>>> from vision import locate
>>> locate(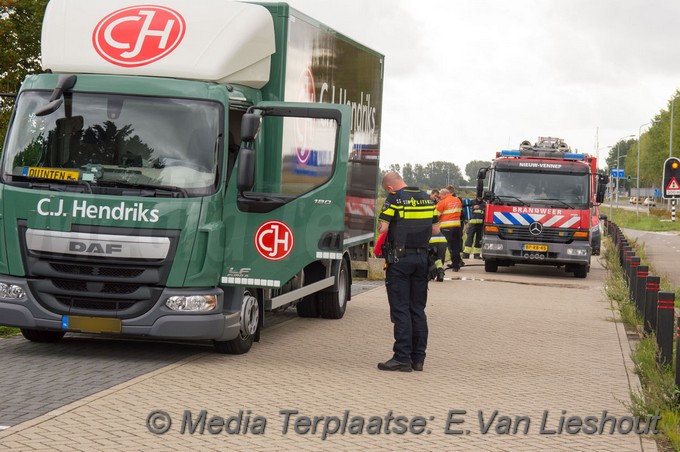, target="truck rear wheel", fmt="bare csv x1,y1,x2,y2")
319,259,349,319
214,290,259,354
484,260,498,273
20,329,65,343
